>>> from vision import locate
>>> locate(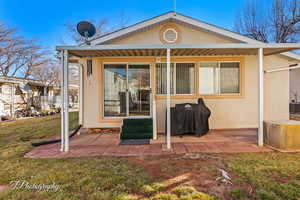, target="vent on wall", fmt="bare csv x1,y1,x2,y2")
163,28,178,43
